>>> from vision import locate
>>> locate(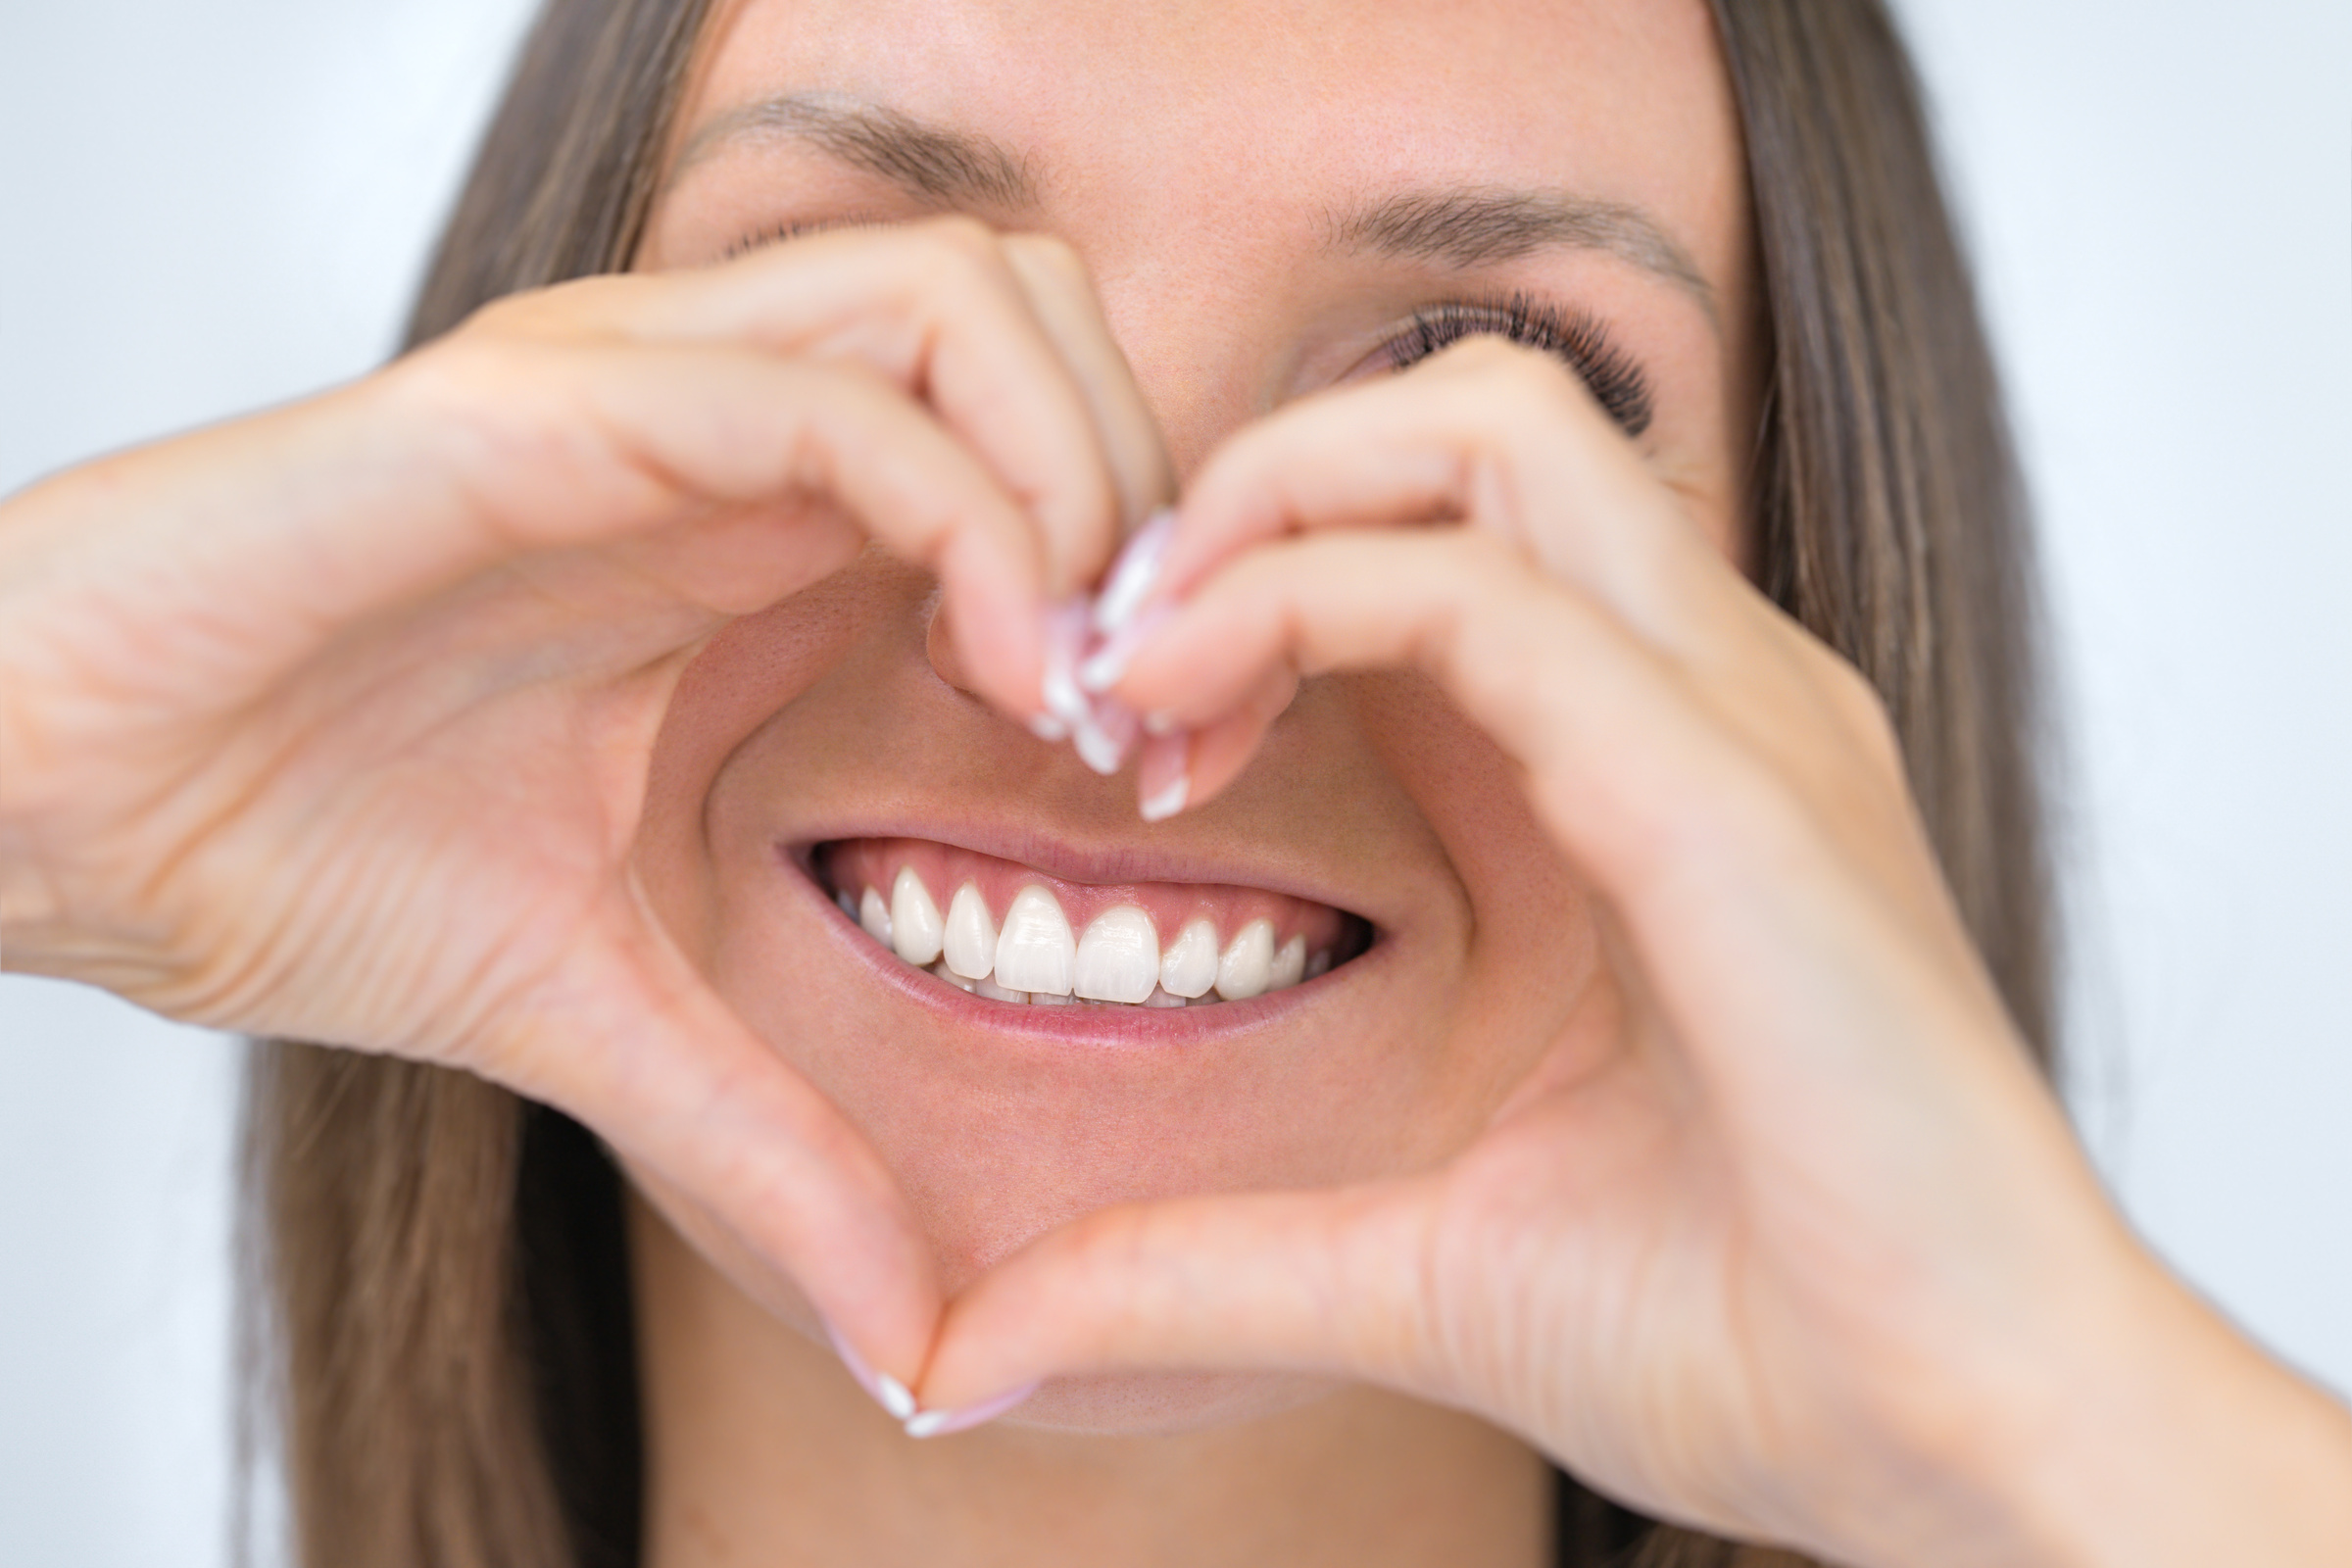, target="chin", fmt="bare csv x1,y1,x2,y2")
989,1369,1349,1435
